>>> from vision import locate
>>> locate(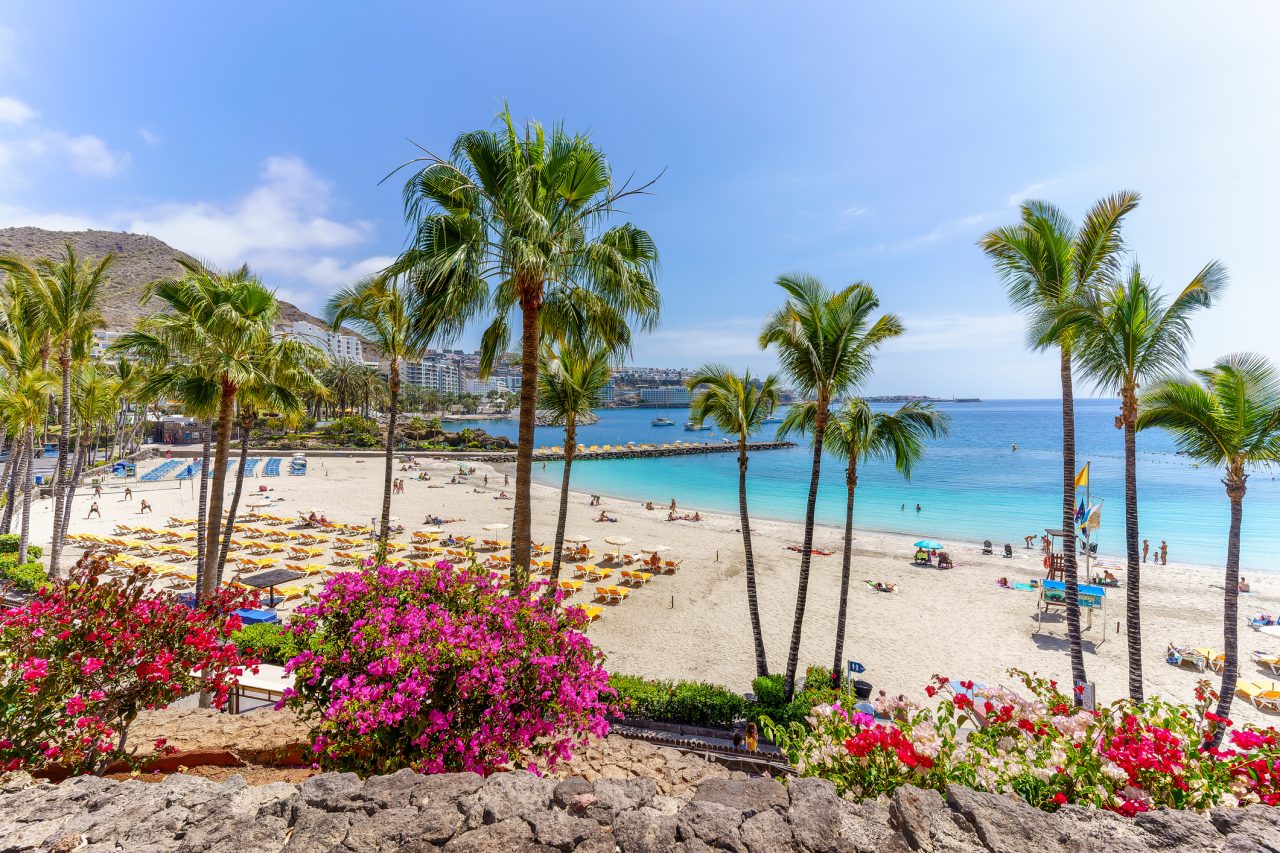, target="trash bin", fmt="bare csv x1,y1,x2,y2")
853,679,873,700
